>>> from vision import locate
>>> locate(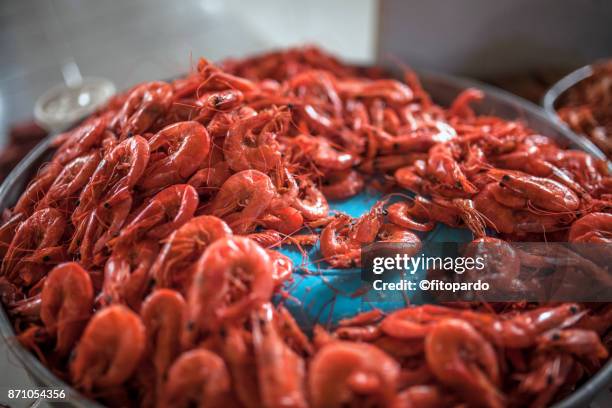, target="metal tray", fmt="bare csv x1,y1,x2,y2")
0,72,609,408
542,60,612,159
